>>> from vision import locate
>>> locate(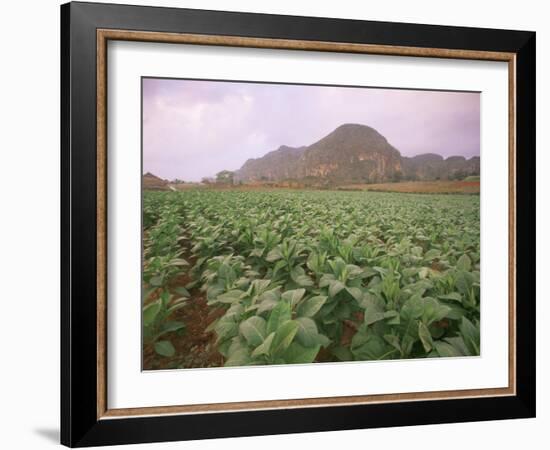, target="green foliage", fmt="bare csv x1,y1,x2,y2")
215,170,235,185
142,290,187,359
143,189,480,367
